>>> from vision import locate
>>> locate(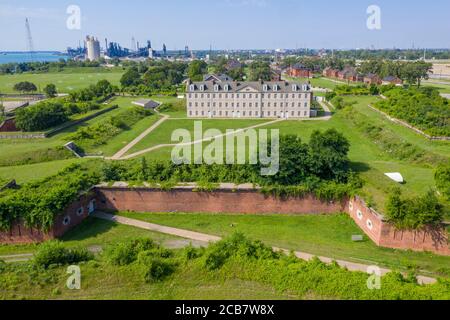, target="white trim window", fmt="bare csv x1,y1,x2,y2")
189,84,195,91
292,84,298,91
214,84,220,92
263,84,268,91
357,210,363,220
366,219,374,230
200,85,205,91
